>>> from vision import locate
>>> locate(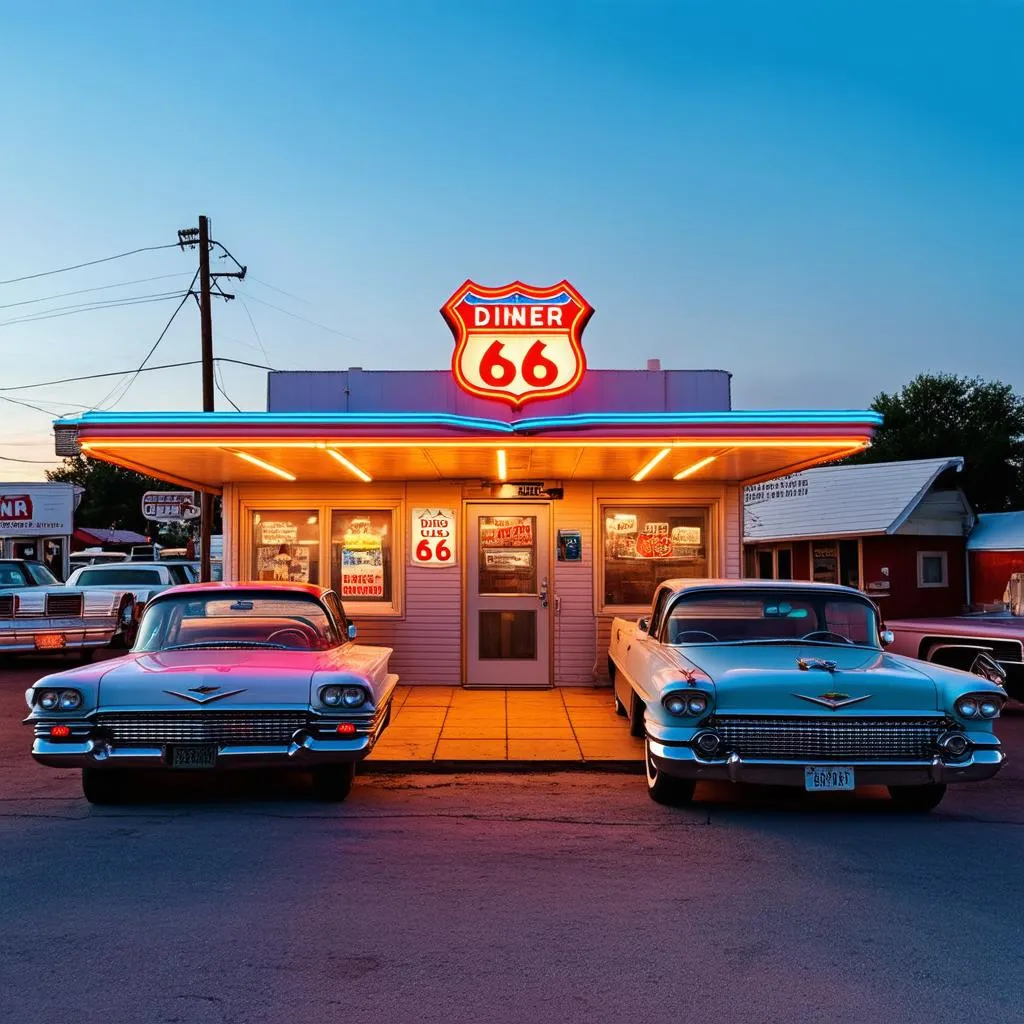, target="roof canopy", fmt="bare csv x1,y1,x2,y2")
744,456,967,542
55,409,881,494
968,511,1024,552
